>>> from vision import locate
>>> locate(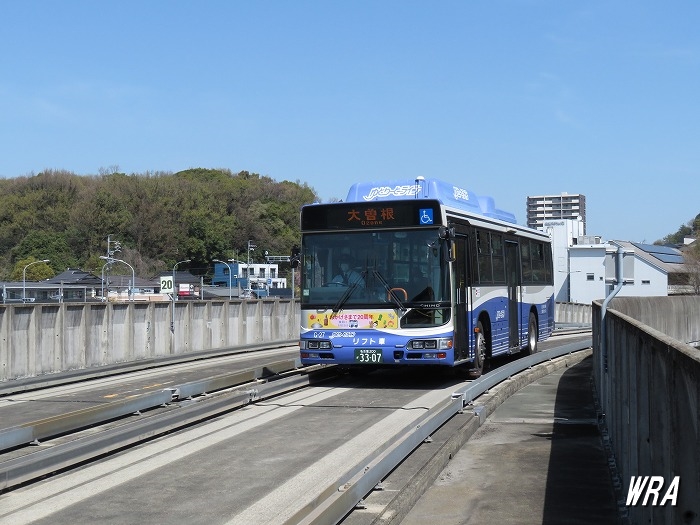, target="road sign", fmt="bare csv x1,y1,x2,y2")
160,275,174,294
